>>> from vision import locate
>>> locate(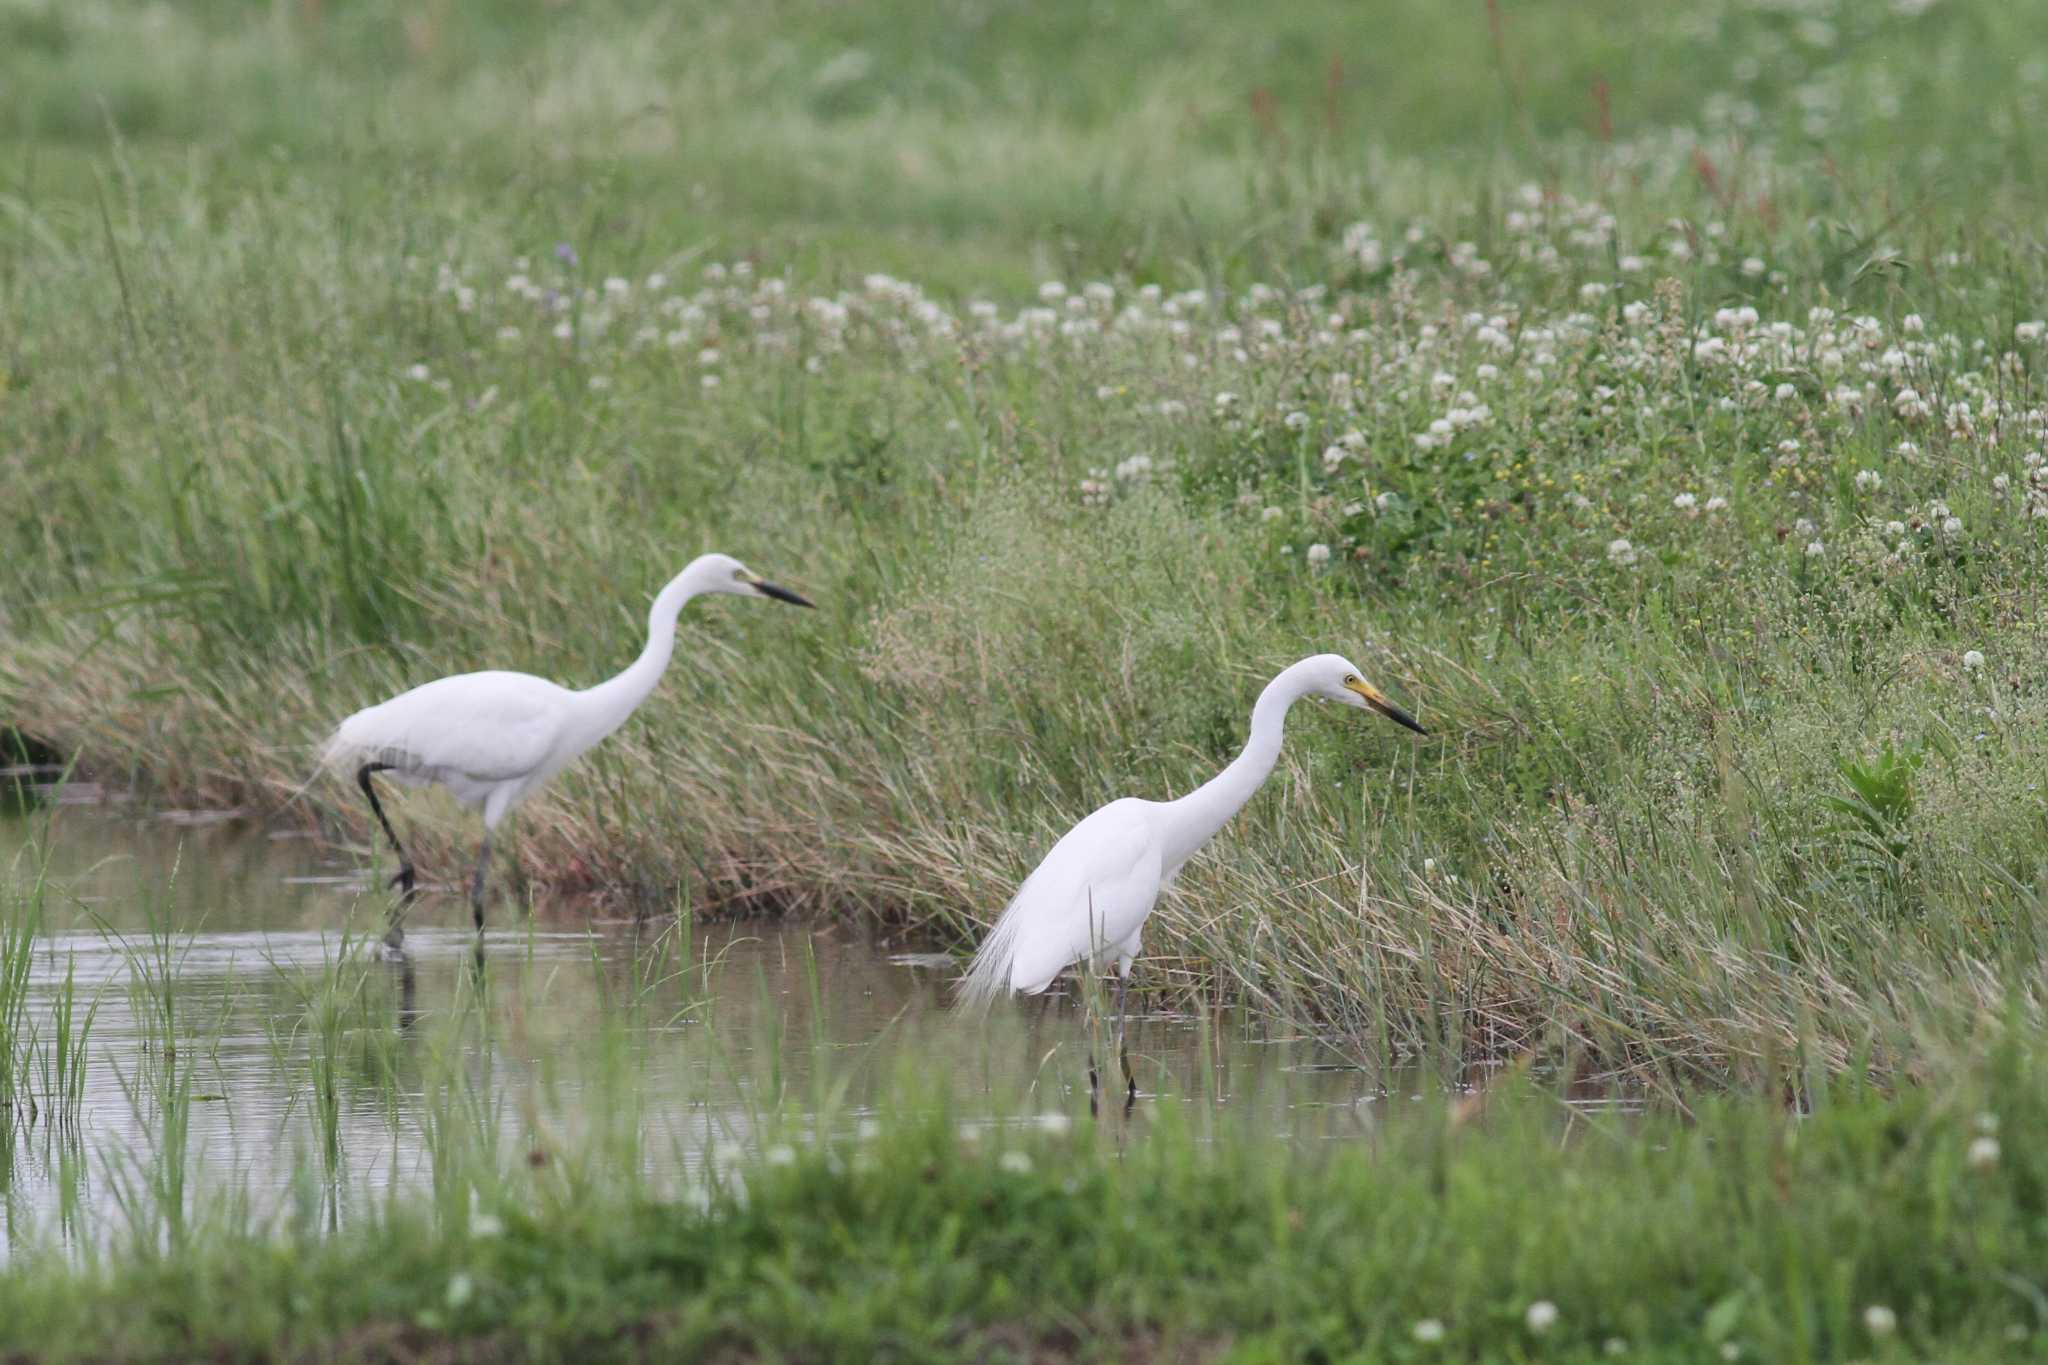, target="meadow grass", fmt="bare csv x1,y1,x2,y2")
8,0,2048,1097
1,1019,2045,1362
